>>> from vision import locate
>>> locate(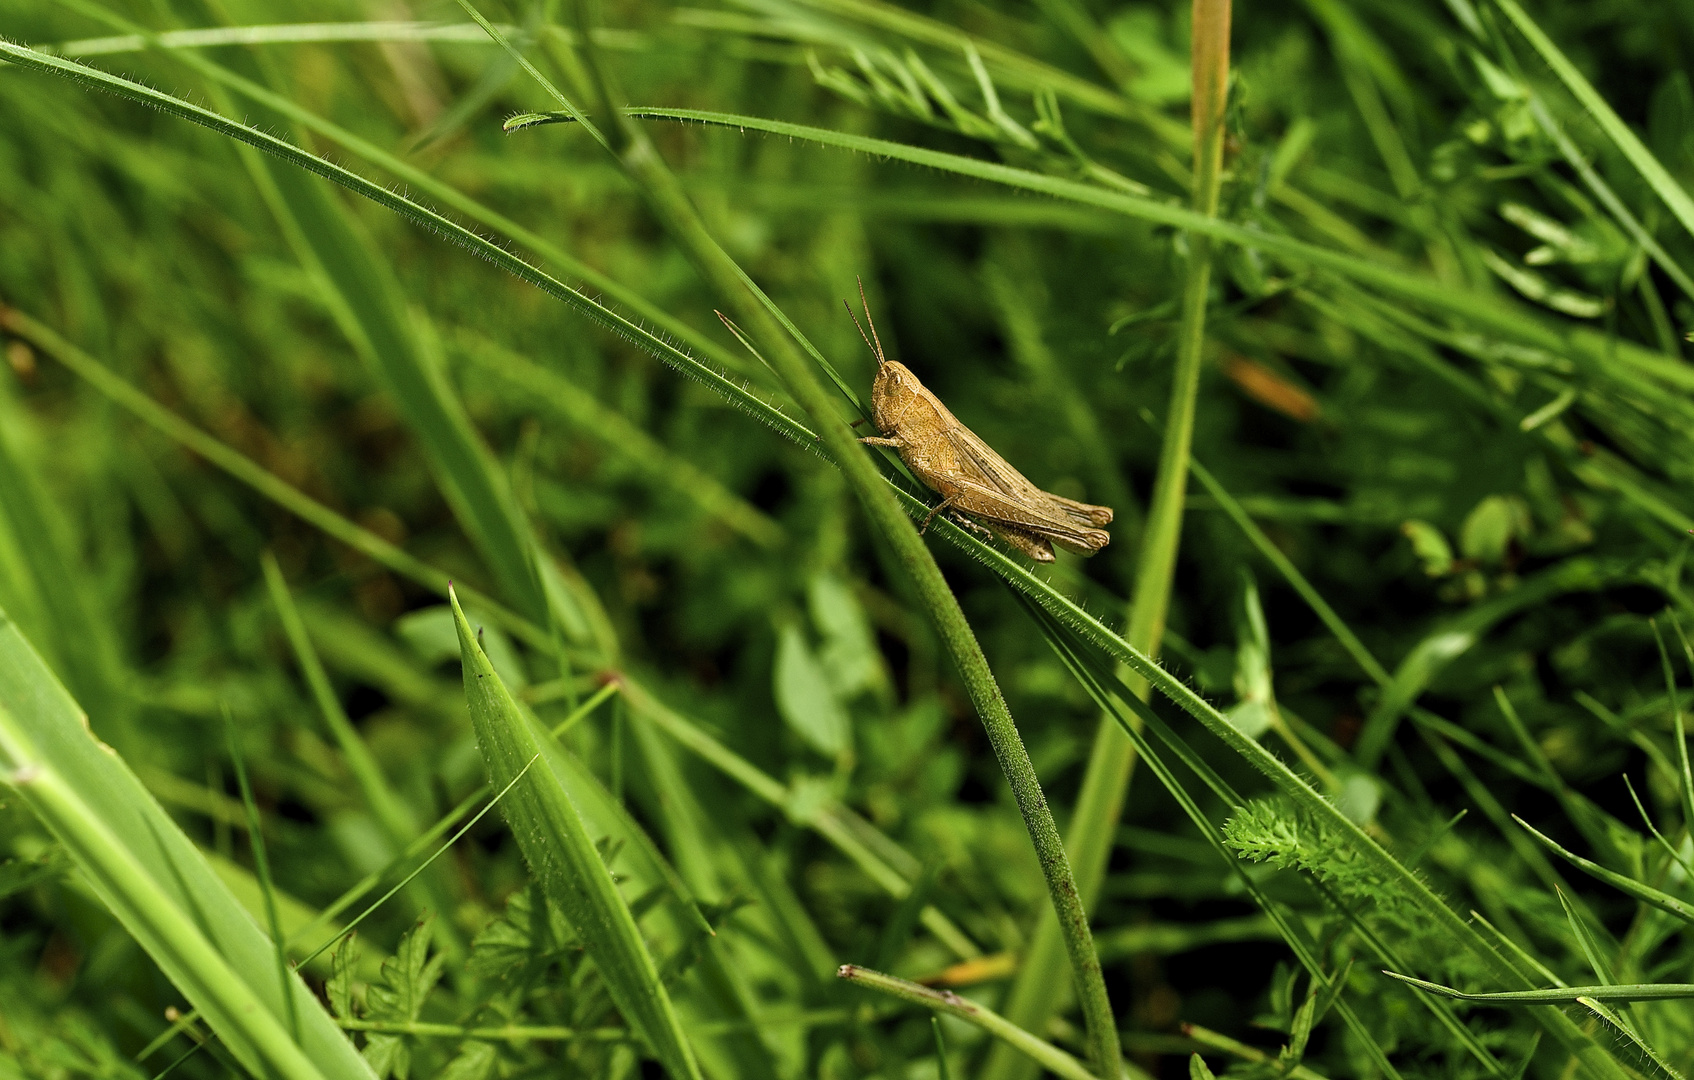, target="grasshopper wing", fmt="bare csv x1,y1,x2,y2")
942,426,1113,552
942,473,1112,555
